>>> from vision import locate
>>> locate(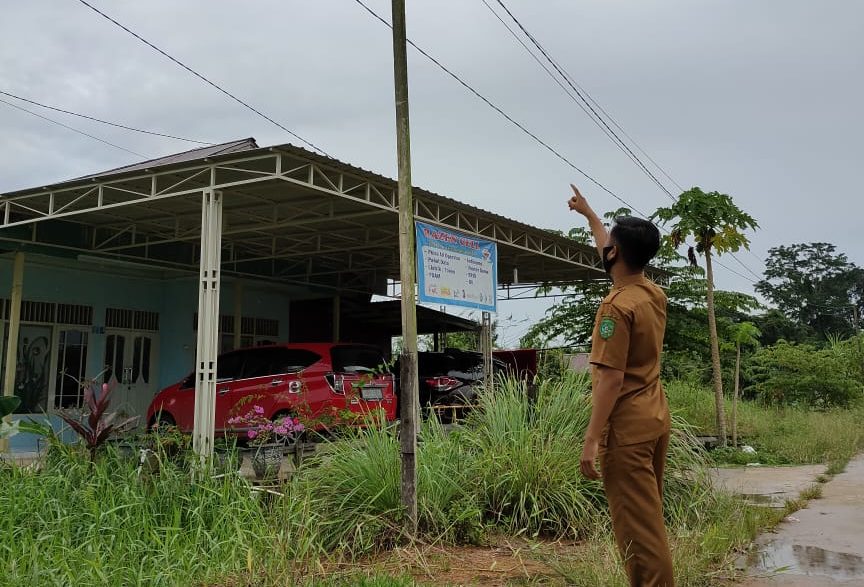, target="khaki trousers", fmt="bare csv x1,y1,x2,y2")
600,431,674,587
